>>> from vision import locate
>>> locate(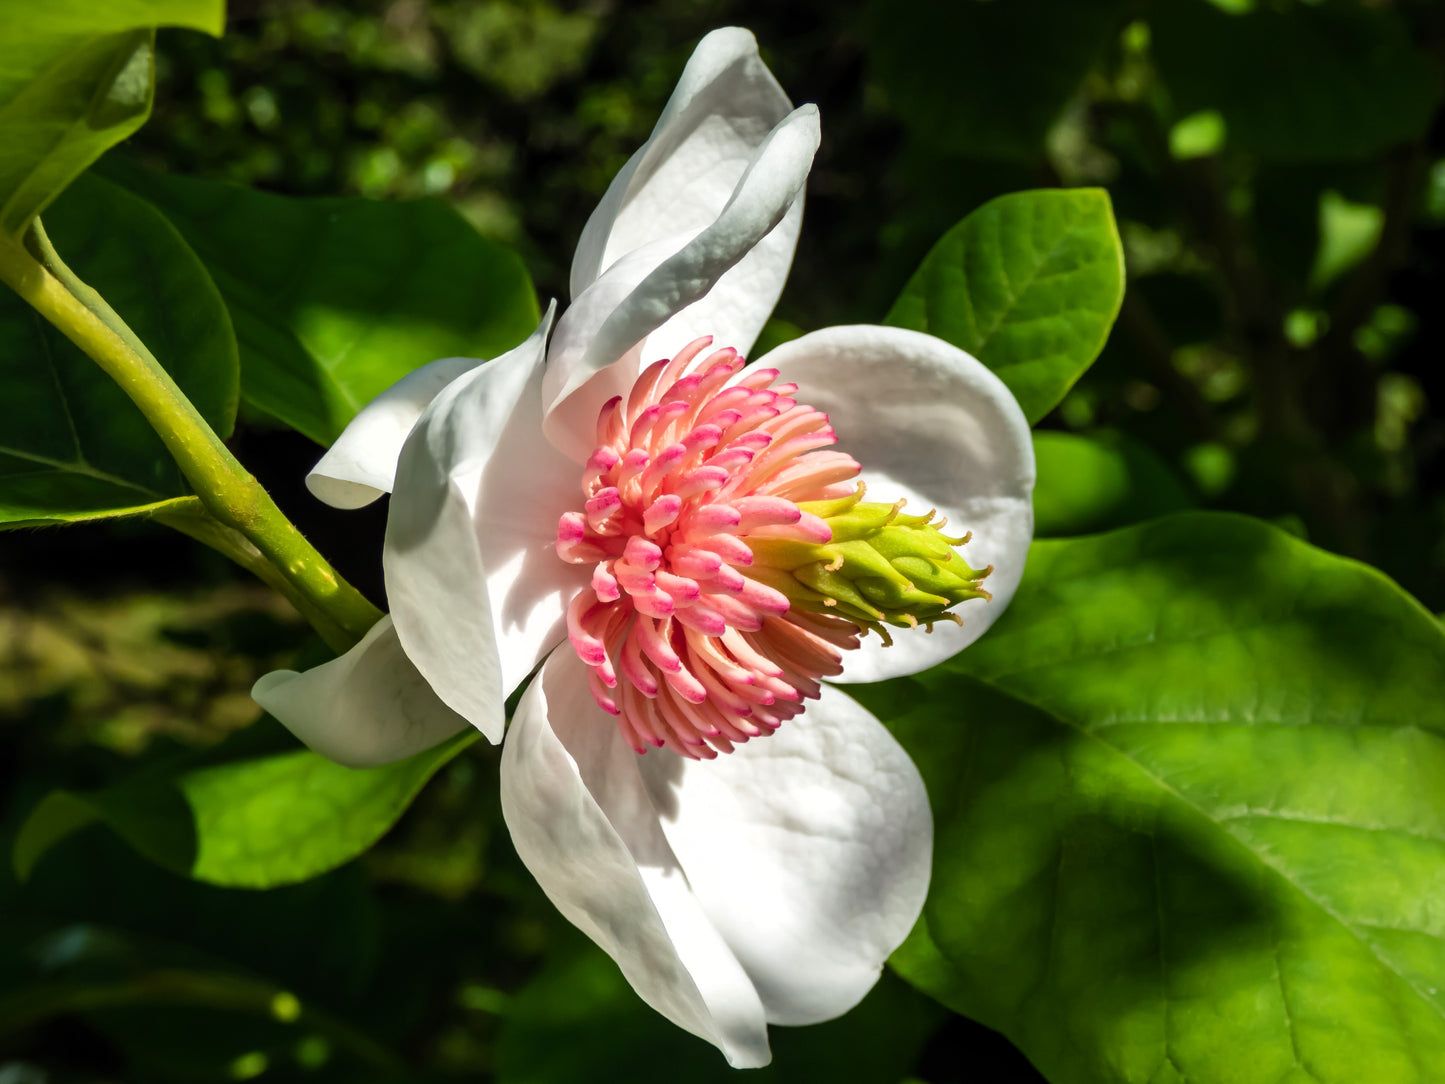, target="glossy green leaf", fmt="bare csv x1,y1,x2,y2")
864,0,1127,161
866,514,1445,1084
15,724,479,889
12,783,195,883
0,0,224,236
1033,430,1194,537
108,164,540,446
497,933,946,1083
0,173,238,526
181,727,479,887
1153,1,1443,163
885,188,1125,425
